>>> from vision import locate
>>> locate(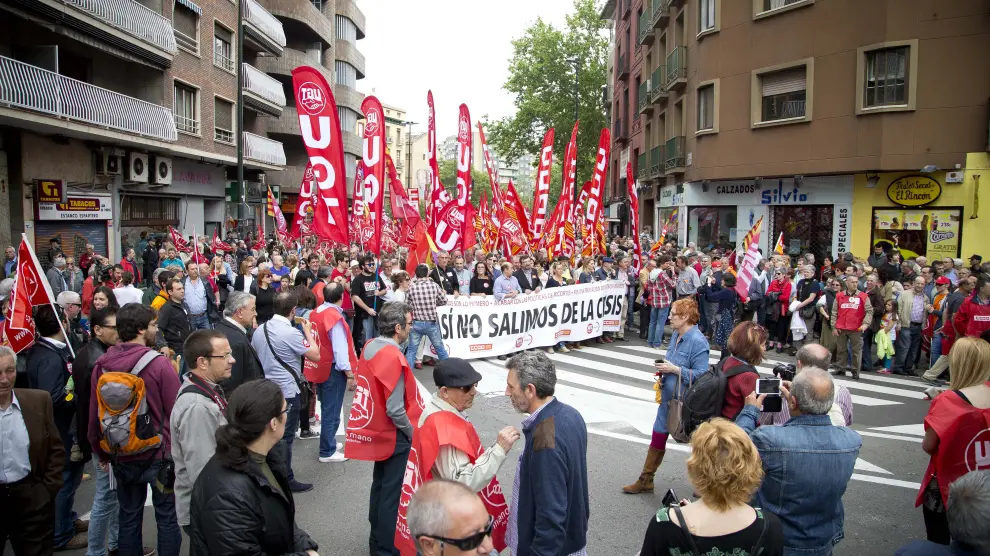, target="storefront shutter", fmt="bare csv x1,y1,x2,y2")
761,67,806,97
34,221,109,268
